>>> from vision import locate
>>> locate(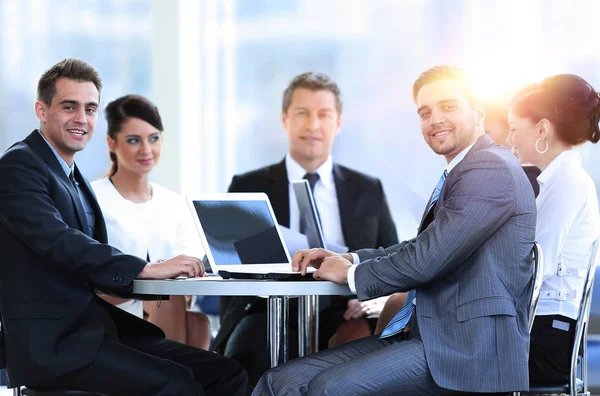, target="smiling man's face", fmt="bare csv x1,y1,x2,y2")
416,79,483,163
35,77,99,165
